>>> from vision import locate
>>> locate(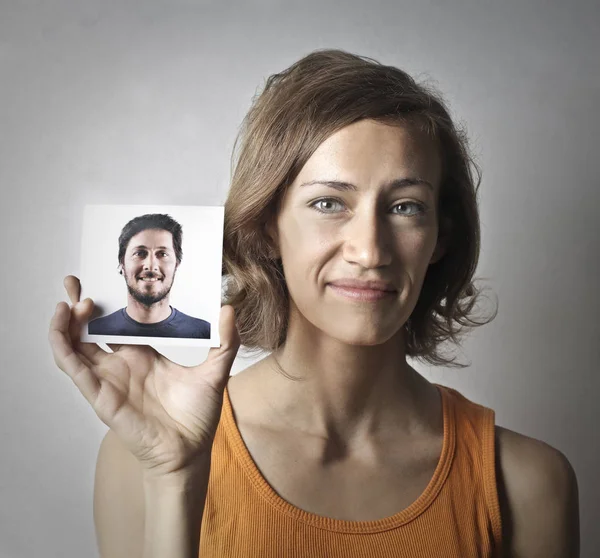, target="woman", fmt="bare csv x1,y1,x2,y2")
49,49,579,558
